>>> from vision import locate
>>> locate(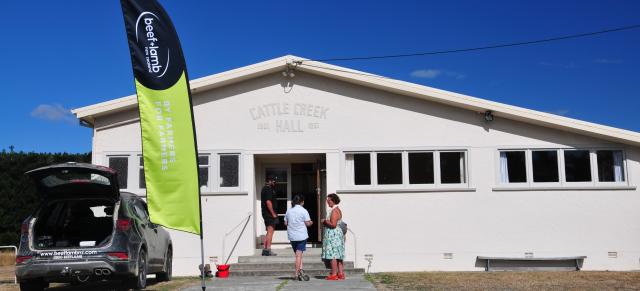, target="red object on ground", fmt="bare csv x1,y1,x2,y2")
326,274,339,280
216,264,230,278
